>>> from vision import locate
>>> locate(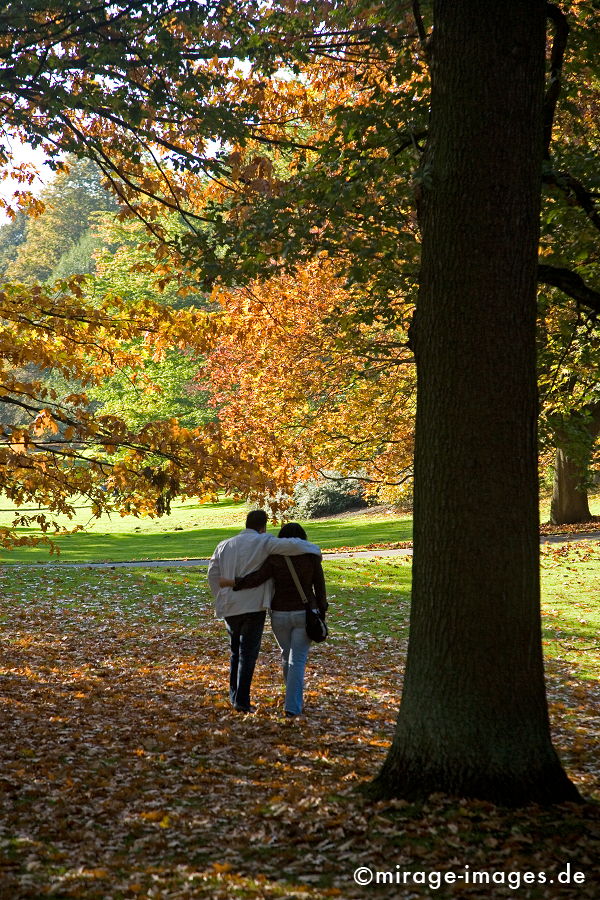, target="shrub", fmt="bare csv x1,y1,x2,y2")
292,475,368,519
